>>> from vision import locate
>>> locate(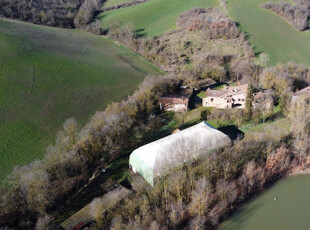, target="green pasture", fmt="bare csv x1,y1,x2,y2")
228,0,310,66
98,0,219,37
103,0,138,8
0,18,162,182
